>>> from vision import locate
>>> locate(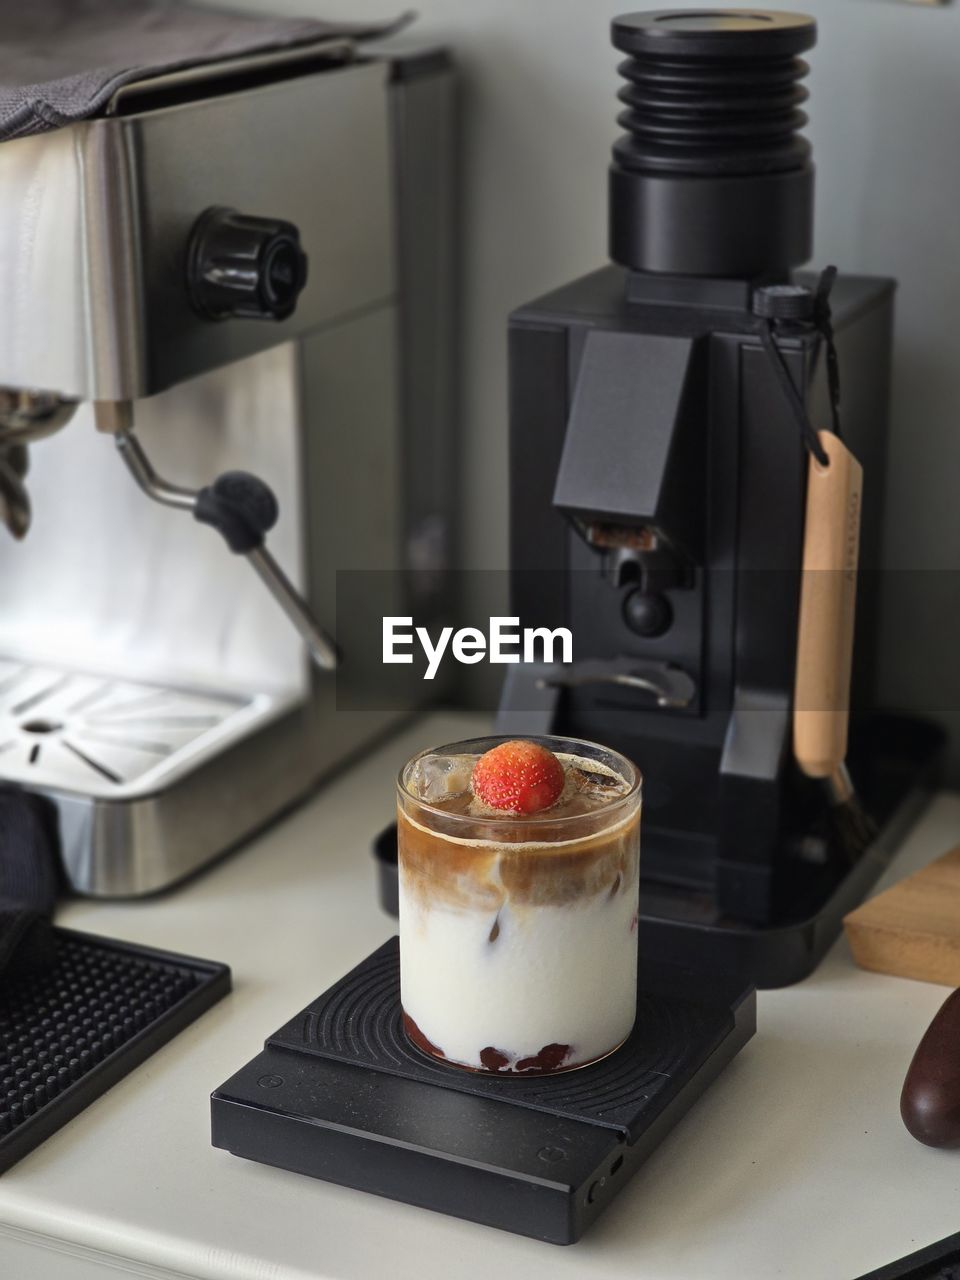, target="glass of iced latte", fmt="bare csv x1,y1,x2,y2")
397,735,642,1075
